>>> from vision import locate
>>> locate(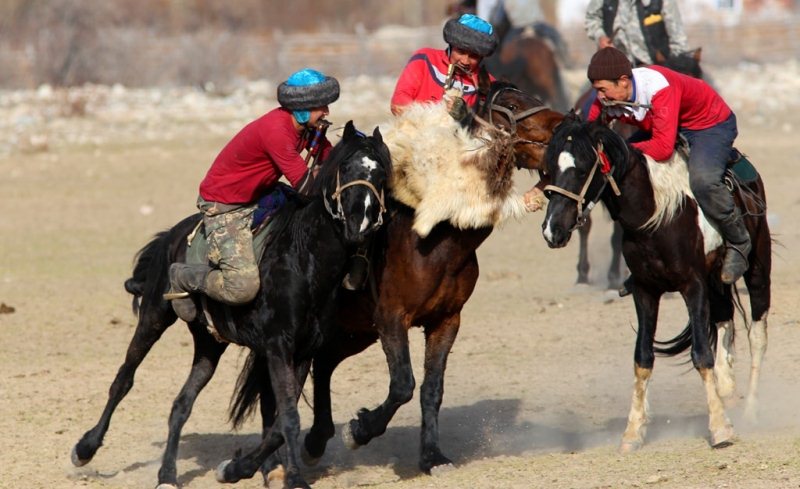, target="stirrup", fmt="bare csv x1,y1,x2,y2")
163,291,190,300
